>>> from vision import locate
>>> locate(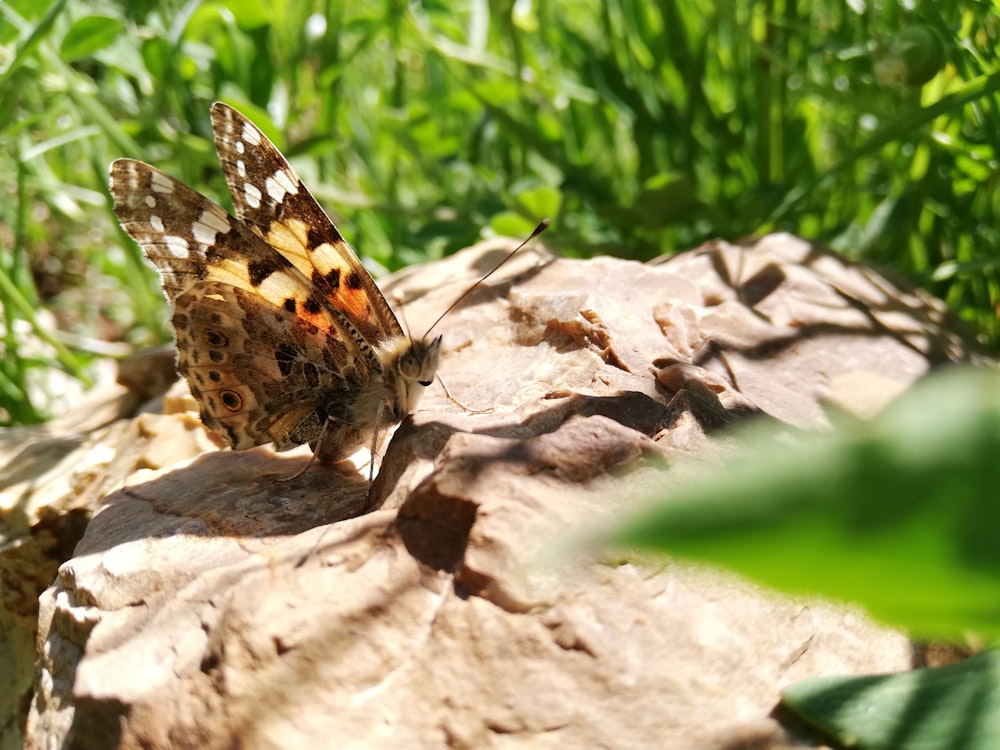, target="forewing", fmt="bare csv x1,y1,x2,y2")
210,102,403,348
